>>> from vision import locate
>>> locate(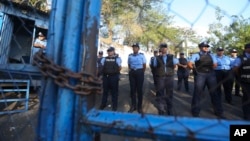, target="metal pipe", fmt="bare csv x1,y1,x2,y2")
53,0,85,141
37,0,68,140
74,0,102,141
